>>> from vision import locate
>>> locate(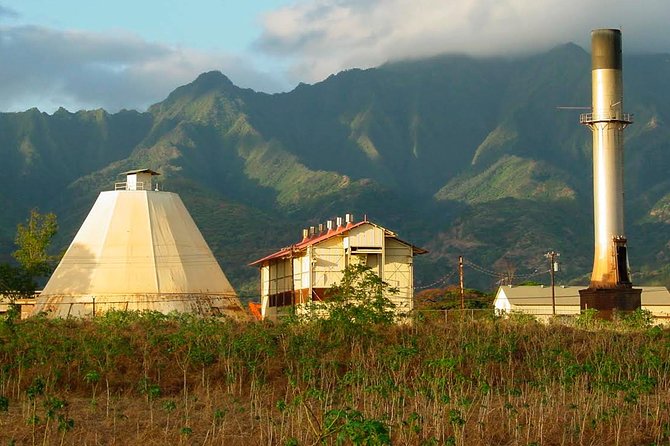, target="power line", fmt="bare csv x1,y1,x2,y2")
463,258,550,281
414,270,457,291
462,259,506,278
